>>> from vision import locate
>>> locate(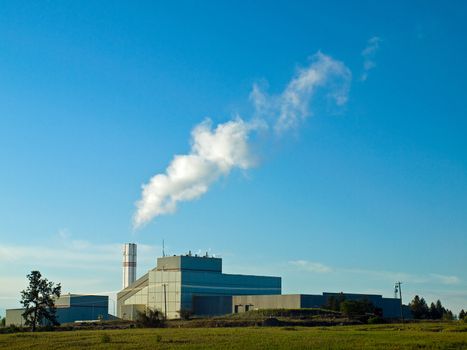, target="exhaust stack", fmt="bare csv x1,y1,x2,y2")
122,243,137,289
